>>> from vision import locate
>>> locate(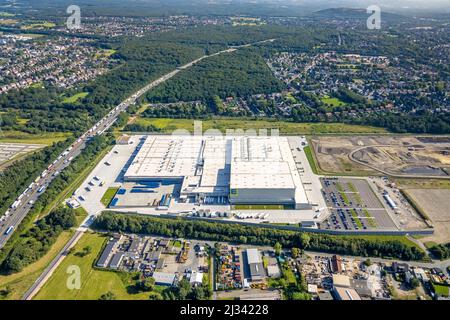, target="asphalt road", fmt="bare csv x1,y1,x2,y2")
0,47,238,249
18,41,273,300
